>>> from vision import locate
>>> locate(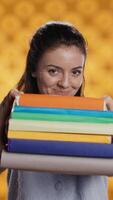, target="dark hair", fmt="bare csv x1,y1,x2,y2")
17,21,87,96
